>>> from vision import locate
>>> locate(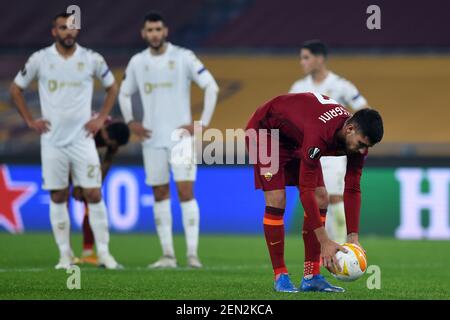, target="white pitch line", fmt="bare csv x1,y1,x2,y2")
0,265,271,273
